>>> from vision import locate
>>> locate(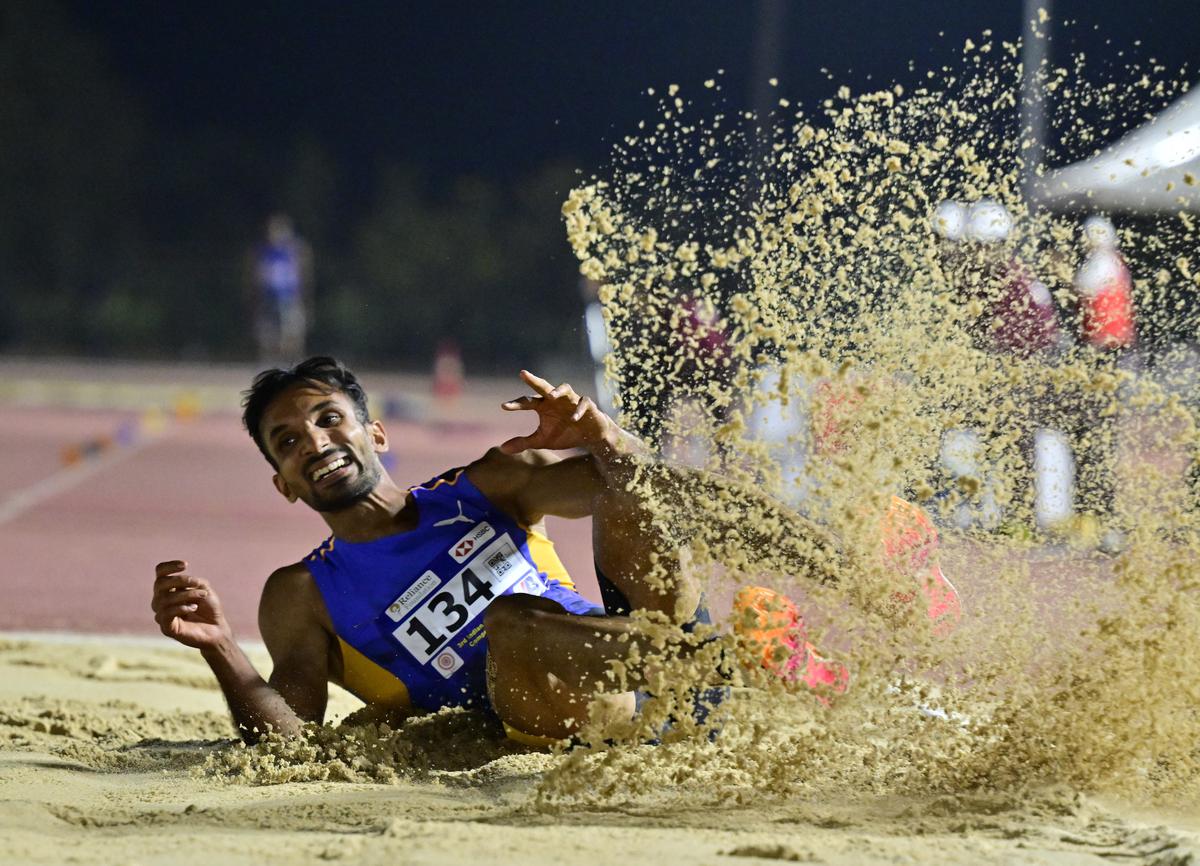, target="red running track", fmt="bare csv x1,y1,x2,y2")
4,360,1171,647
0,405,598,638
